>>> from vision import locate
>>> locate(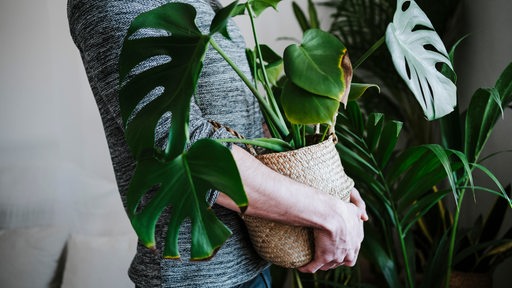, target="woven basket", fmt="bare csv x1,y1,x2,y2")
243,136,354,268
